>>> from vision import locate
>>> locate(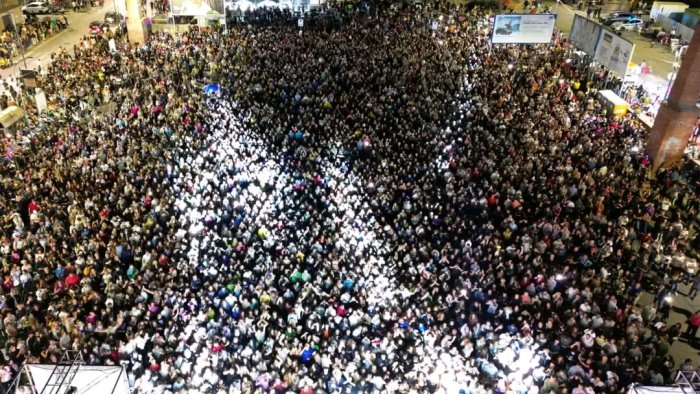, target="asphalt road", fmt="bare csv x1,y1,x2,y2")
0,0,119,82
